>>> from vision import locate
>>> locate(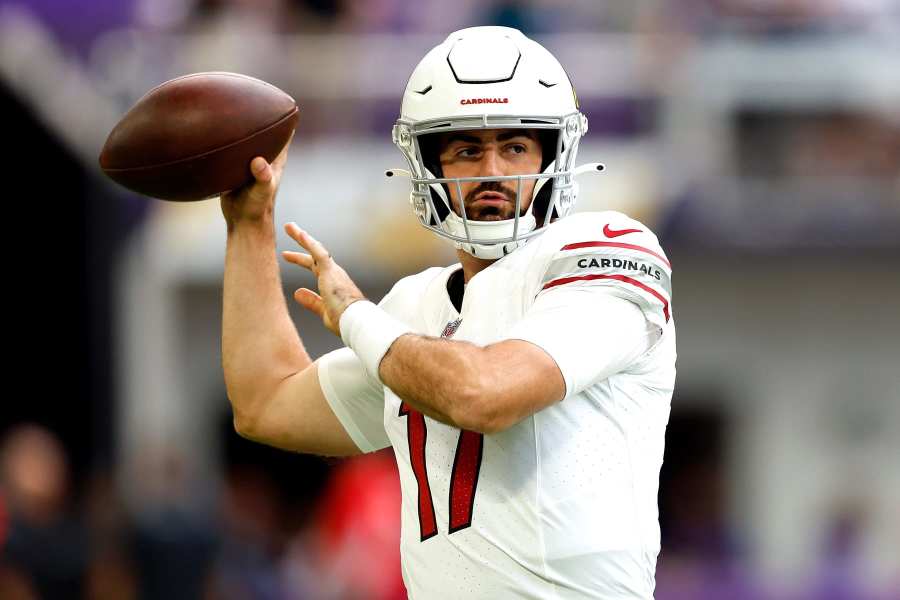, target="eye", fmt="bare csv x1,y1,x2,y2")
457,146,480,158
507,143,528,154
